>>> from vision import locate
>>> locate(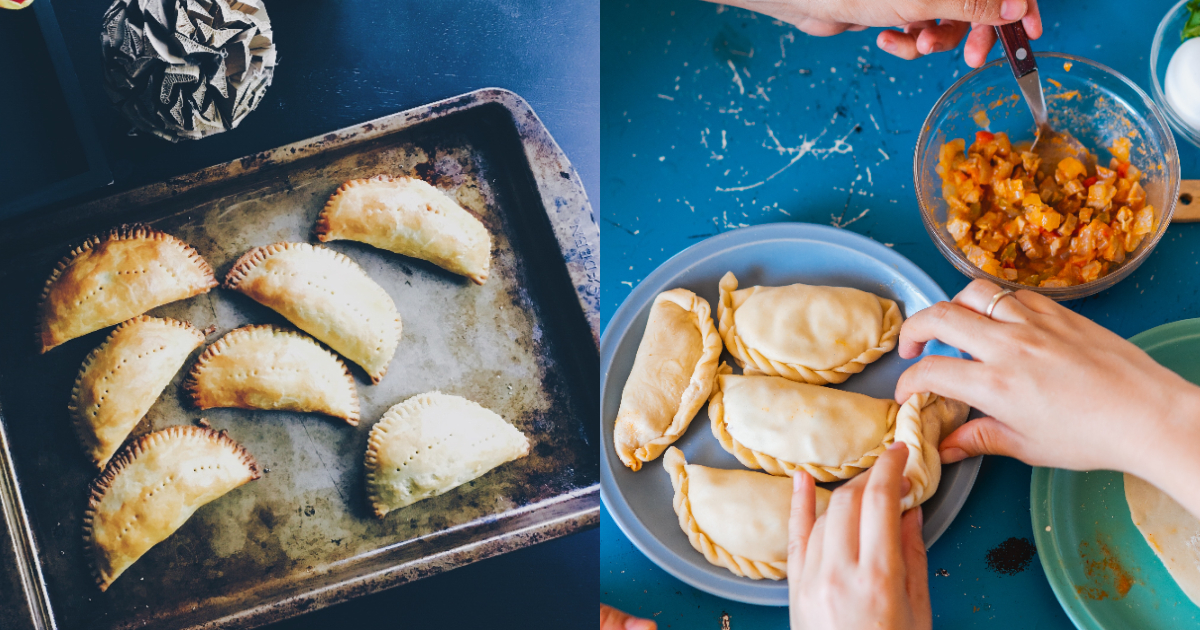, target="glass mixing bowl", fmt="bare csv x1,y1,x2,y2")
915,52,1180,300
1151,0,1200,148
